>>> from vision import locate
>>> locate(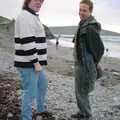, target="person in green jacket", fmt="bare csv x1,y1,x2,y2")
71,0,104,119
